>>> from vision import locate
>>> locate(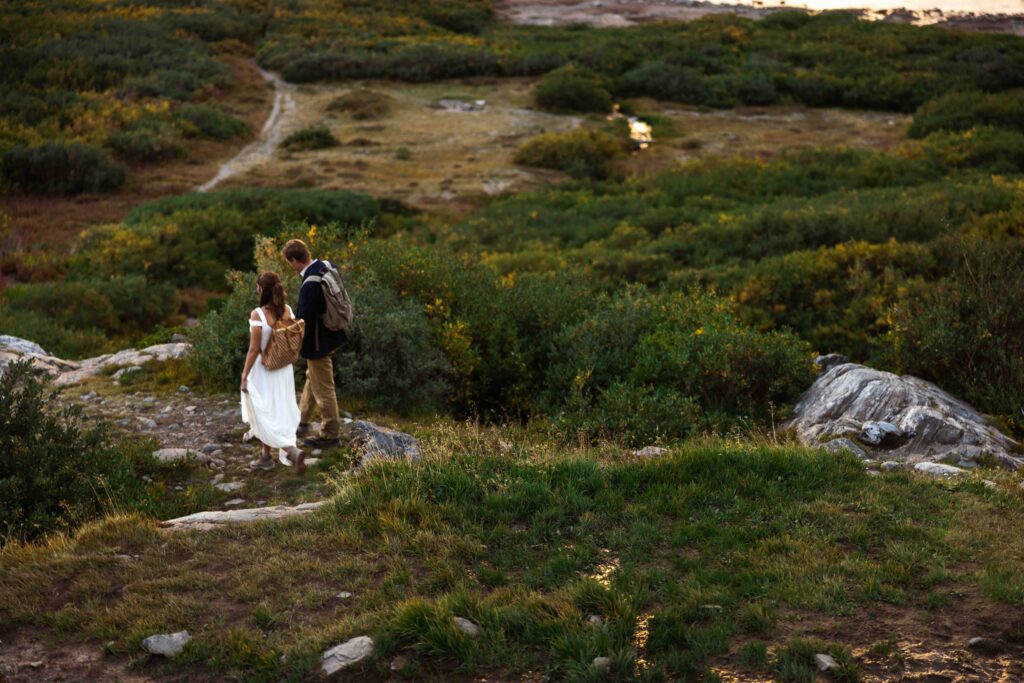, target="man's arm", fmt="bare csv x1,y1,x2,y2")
296,279,322,325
